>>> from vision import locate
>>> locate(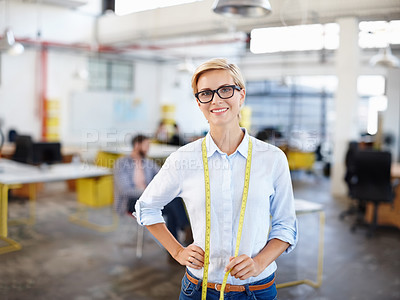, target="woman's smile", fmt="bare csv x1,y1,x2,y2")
210,107,229,115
